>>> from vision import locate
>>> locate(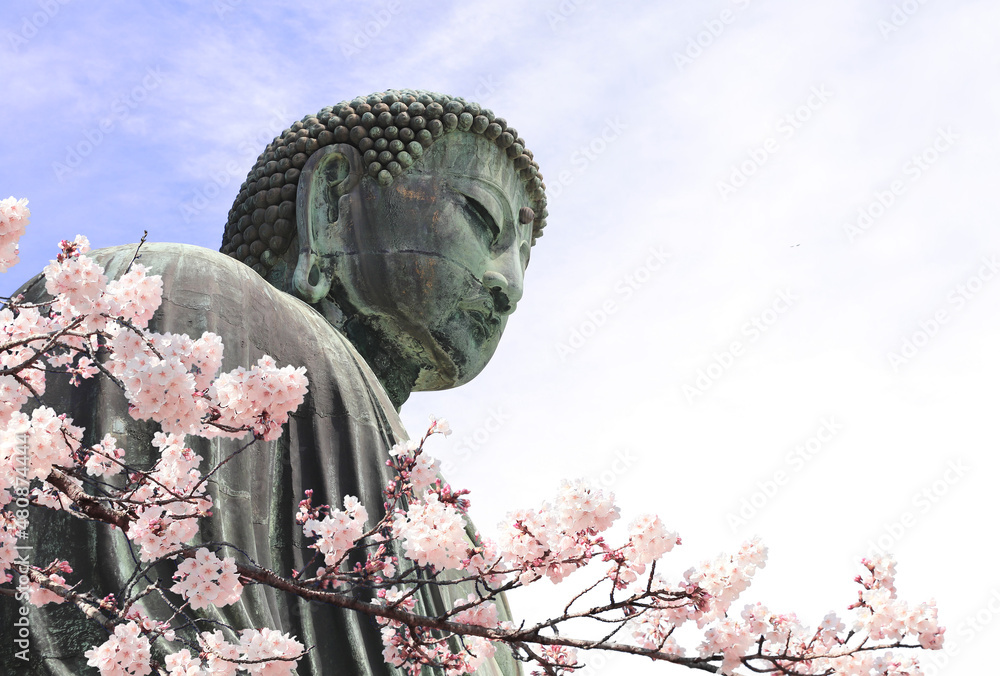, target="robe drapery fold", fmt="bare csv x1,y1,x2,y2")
0,244,519,676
